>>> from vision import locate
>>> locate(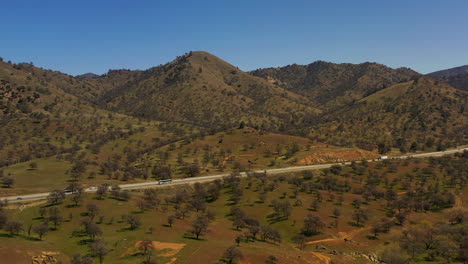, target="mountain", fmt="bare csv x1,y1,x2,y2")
0,51,466,162
251,61,421,110
76,72,100,79
309,76,468,151
428,65,468,91
0,60,197,167
428,65,468,78
92,51,320,131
